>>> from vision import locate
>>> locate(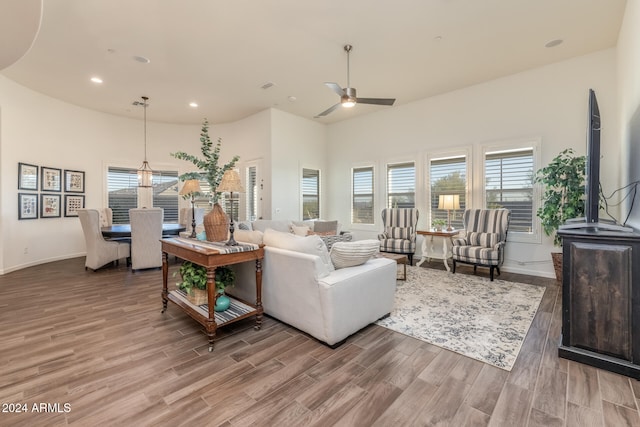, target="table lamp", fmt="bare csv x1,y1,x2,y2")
179,179,202,238
438,194,460,231
217,170,244,246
